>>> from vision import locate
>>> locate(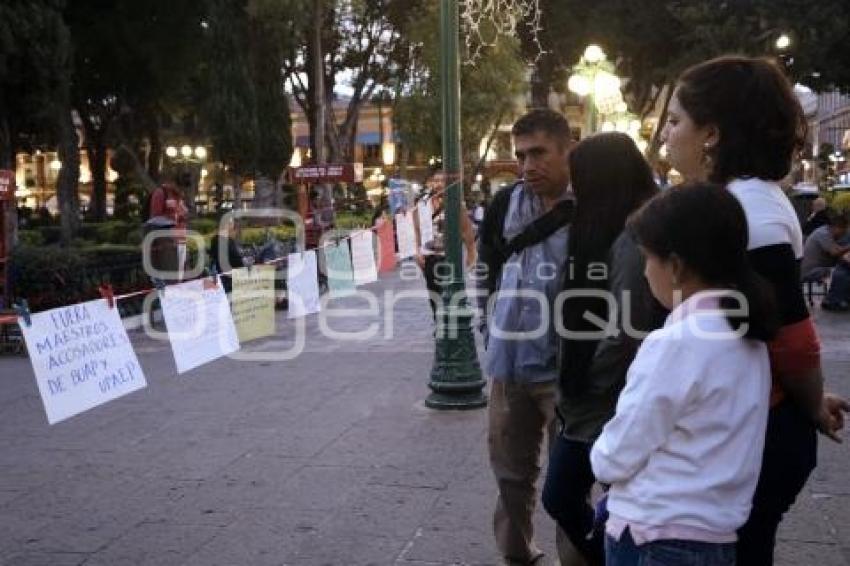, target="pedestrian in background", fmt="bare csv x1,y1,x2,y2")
144,174,188,283
660,55,849,565
593,183,778,565
541,132,663,565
